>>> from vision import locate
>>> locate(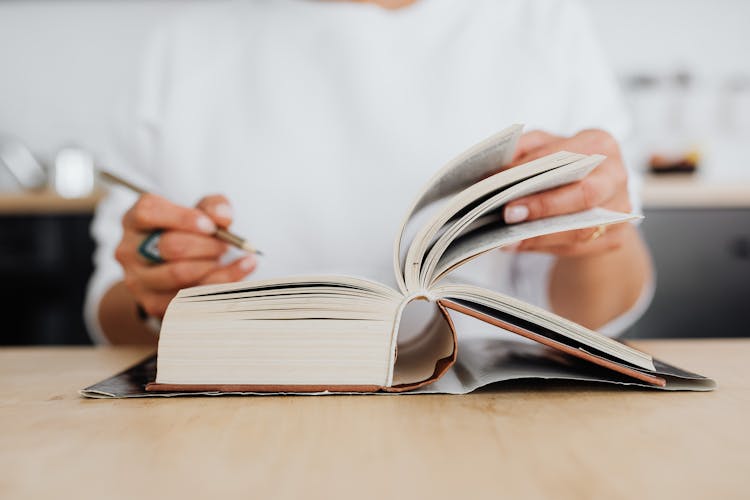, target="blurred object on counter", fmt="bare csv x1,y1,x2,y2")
51,147,95,198
643,70,701,175
648,148,700,175
624,70,707,175
0,136,47,192
624,68,750,180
